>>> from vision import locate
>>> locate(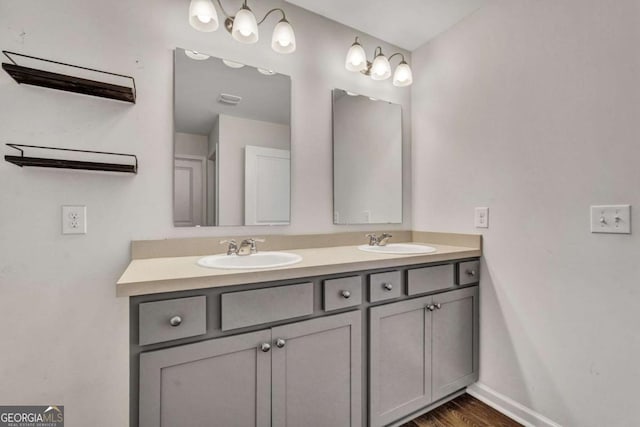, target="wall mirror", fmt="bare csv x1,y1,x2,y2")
332,89,402,225
173,48,291,227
